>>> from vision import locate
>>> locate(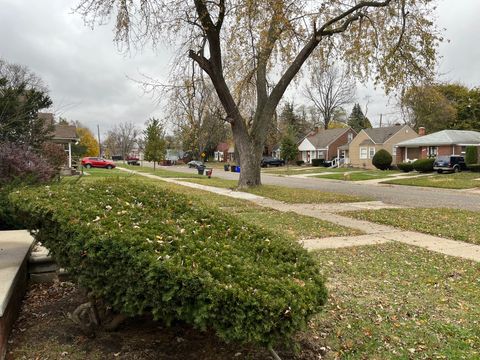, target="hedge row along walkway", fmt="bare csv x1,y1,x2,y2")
117,167,480,263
